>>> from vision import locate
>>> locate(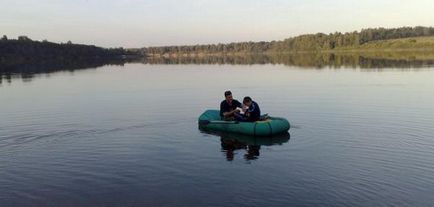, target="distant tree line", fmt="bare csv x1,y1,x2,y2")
142,26,434,55
0,35,128,66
